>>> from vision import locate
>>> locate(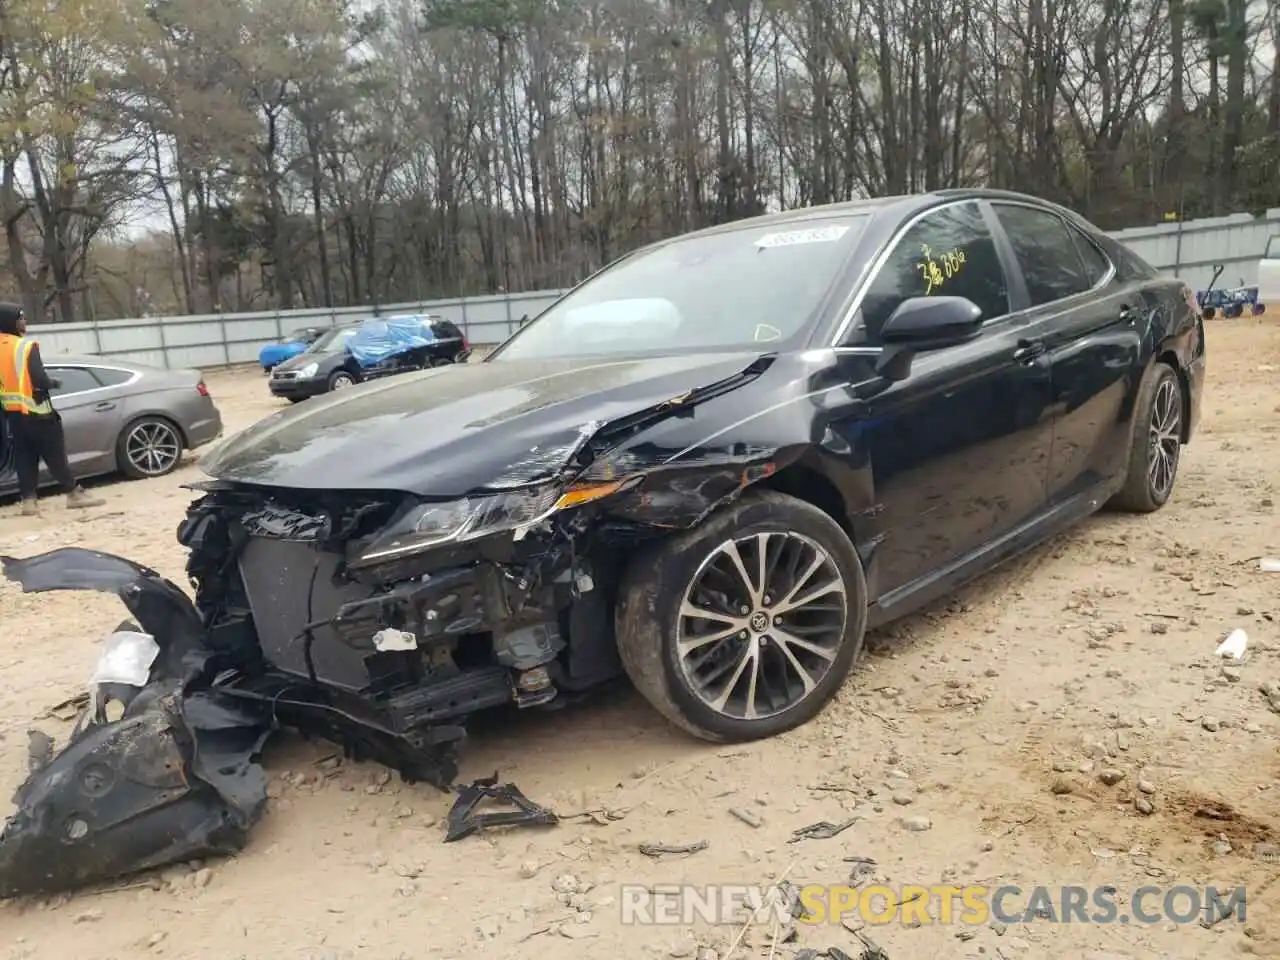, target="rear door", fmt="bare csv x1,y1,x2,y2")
45,365,126,476
849,200,1055,597
988,202,1141,505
